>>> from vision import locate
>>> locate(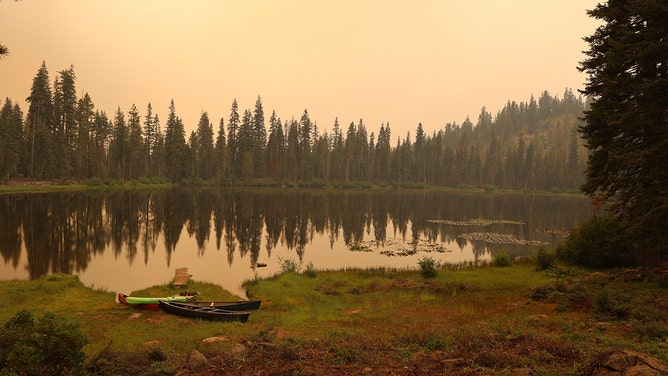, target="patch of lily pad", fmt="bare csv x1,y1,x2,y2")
458,232,549,246
427,218,525,226
536,228,569,238
348,239,452,257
